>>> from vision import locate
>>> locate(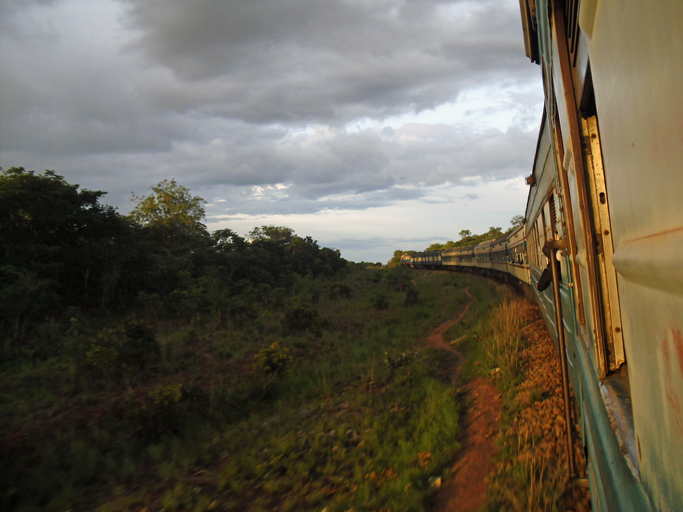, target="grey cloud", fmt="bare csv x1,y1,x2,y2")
0,0,542,221
119,0,530,125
